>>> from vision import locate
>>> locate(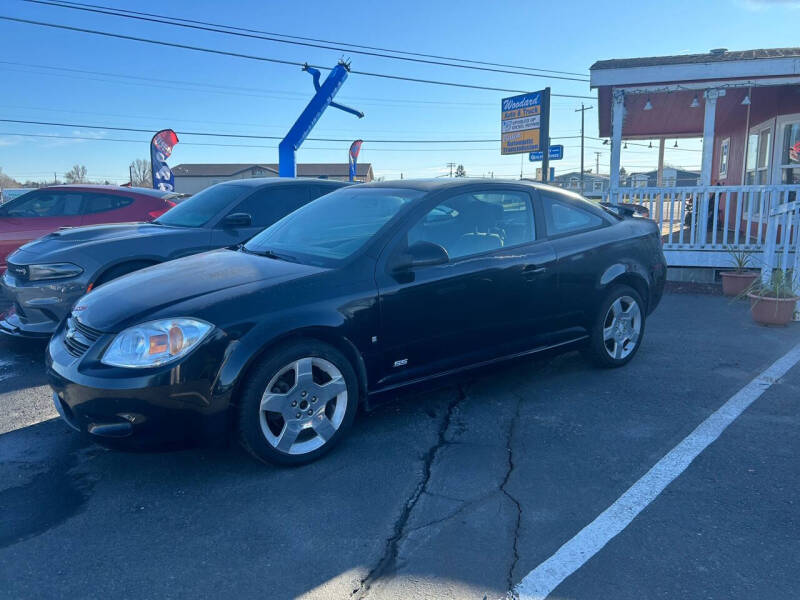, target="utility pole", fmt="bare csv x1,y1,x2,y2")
575,103,593,192
129,164,134,186
594,152,601,176
446,162,456,178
